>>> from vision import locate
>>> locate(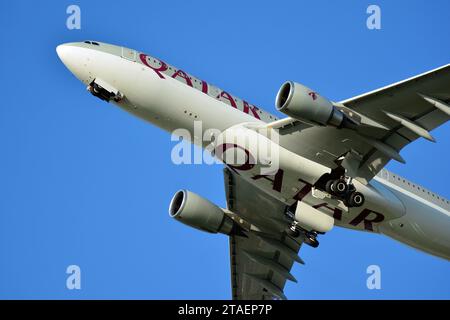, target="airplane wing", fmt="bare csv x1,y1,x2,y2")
270,64,450,183
224,168,305,300
222,64,450,299
340,63,450,180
